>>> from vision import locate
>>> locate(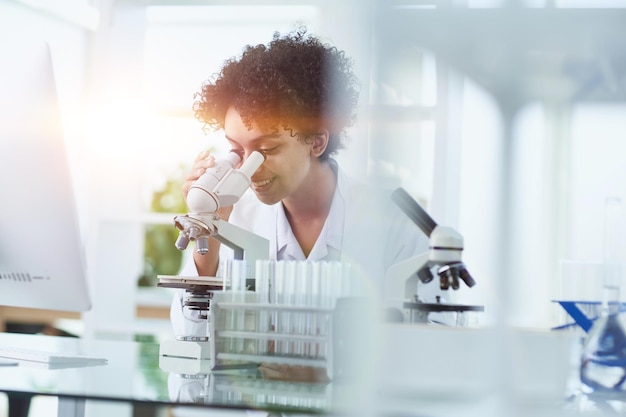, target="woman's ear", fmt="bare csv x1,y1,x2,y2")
310,130,330,158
